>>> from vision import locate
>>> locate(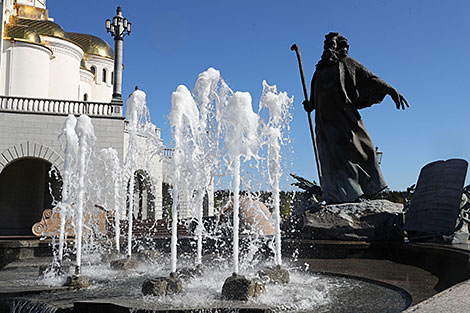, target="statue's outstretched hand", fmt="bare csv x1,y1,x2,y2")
303,100,314,113
389,88,409,110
